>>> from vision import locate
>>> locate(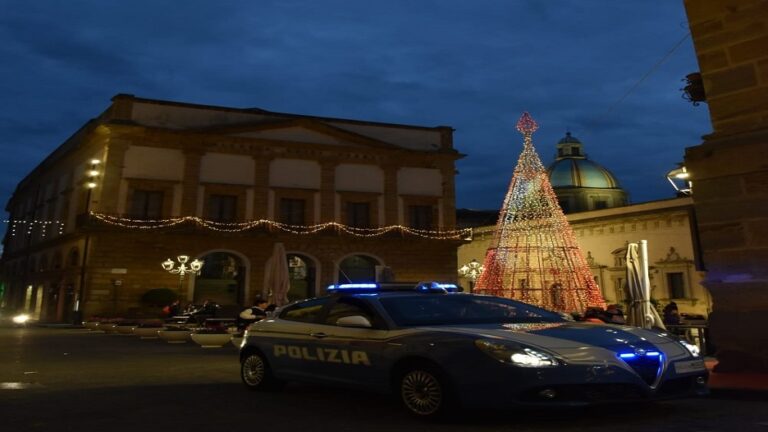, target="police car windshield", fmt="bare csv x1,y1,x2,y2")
379,295,563,326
